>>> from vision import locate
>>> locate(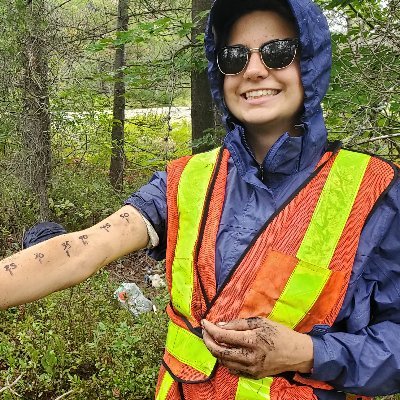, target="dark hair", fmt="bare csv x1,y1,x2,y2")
213,0,297,52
